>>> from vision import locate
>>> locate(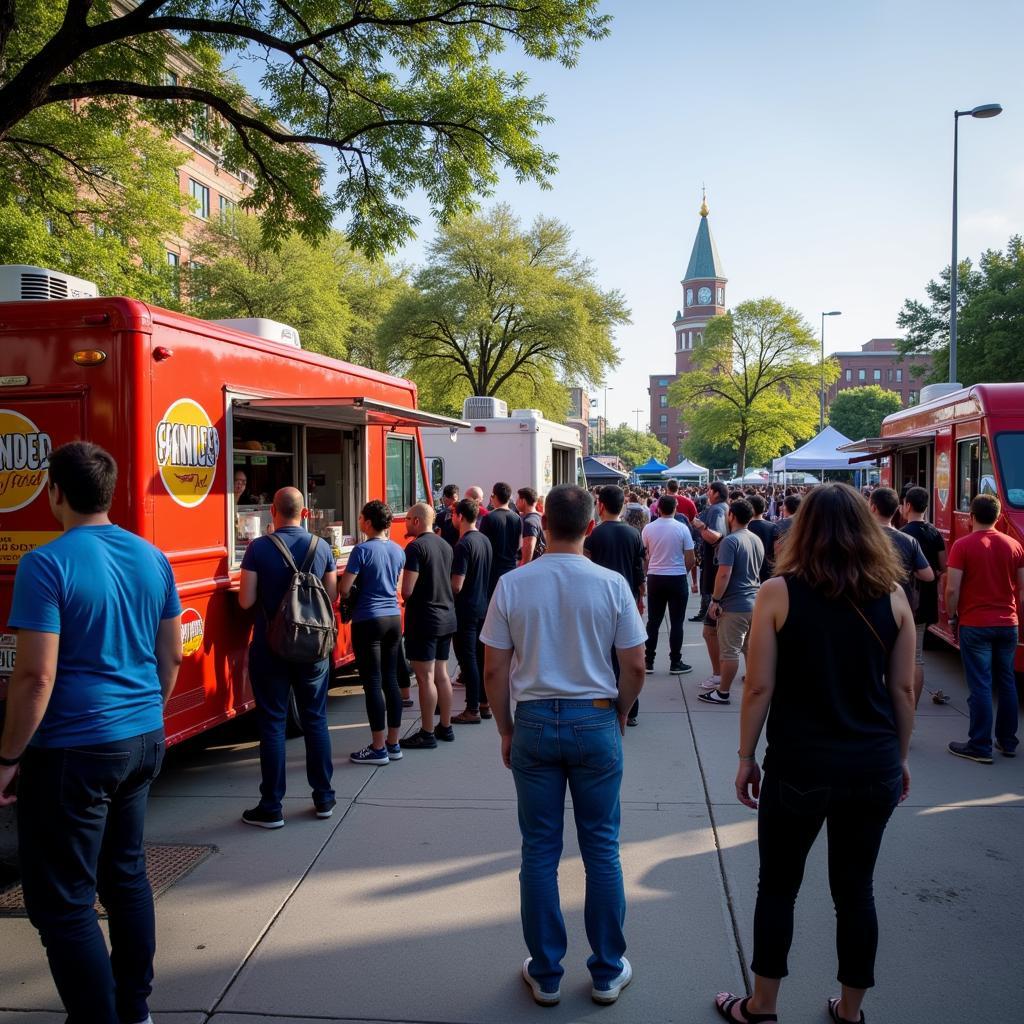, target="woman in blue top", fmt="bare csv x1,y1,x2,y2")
339,500,406,765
